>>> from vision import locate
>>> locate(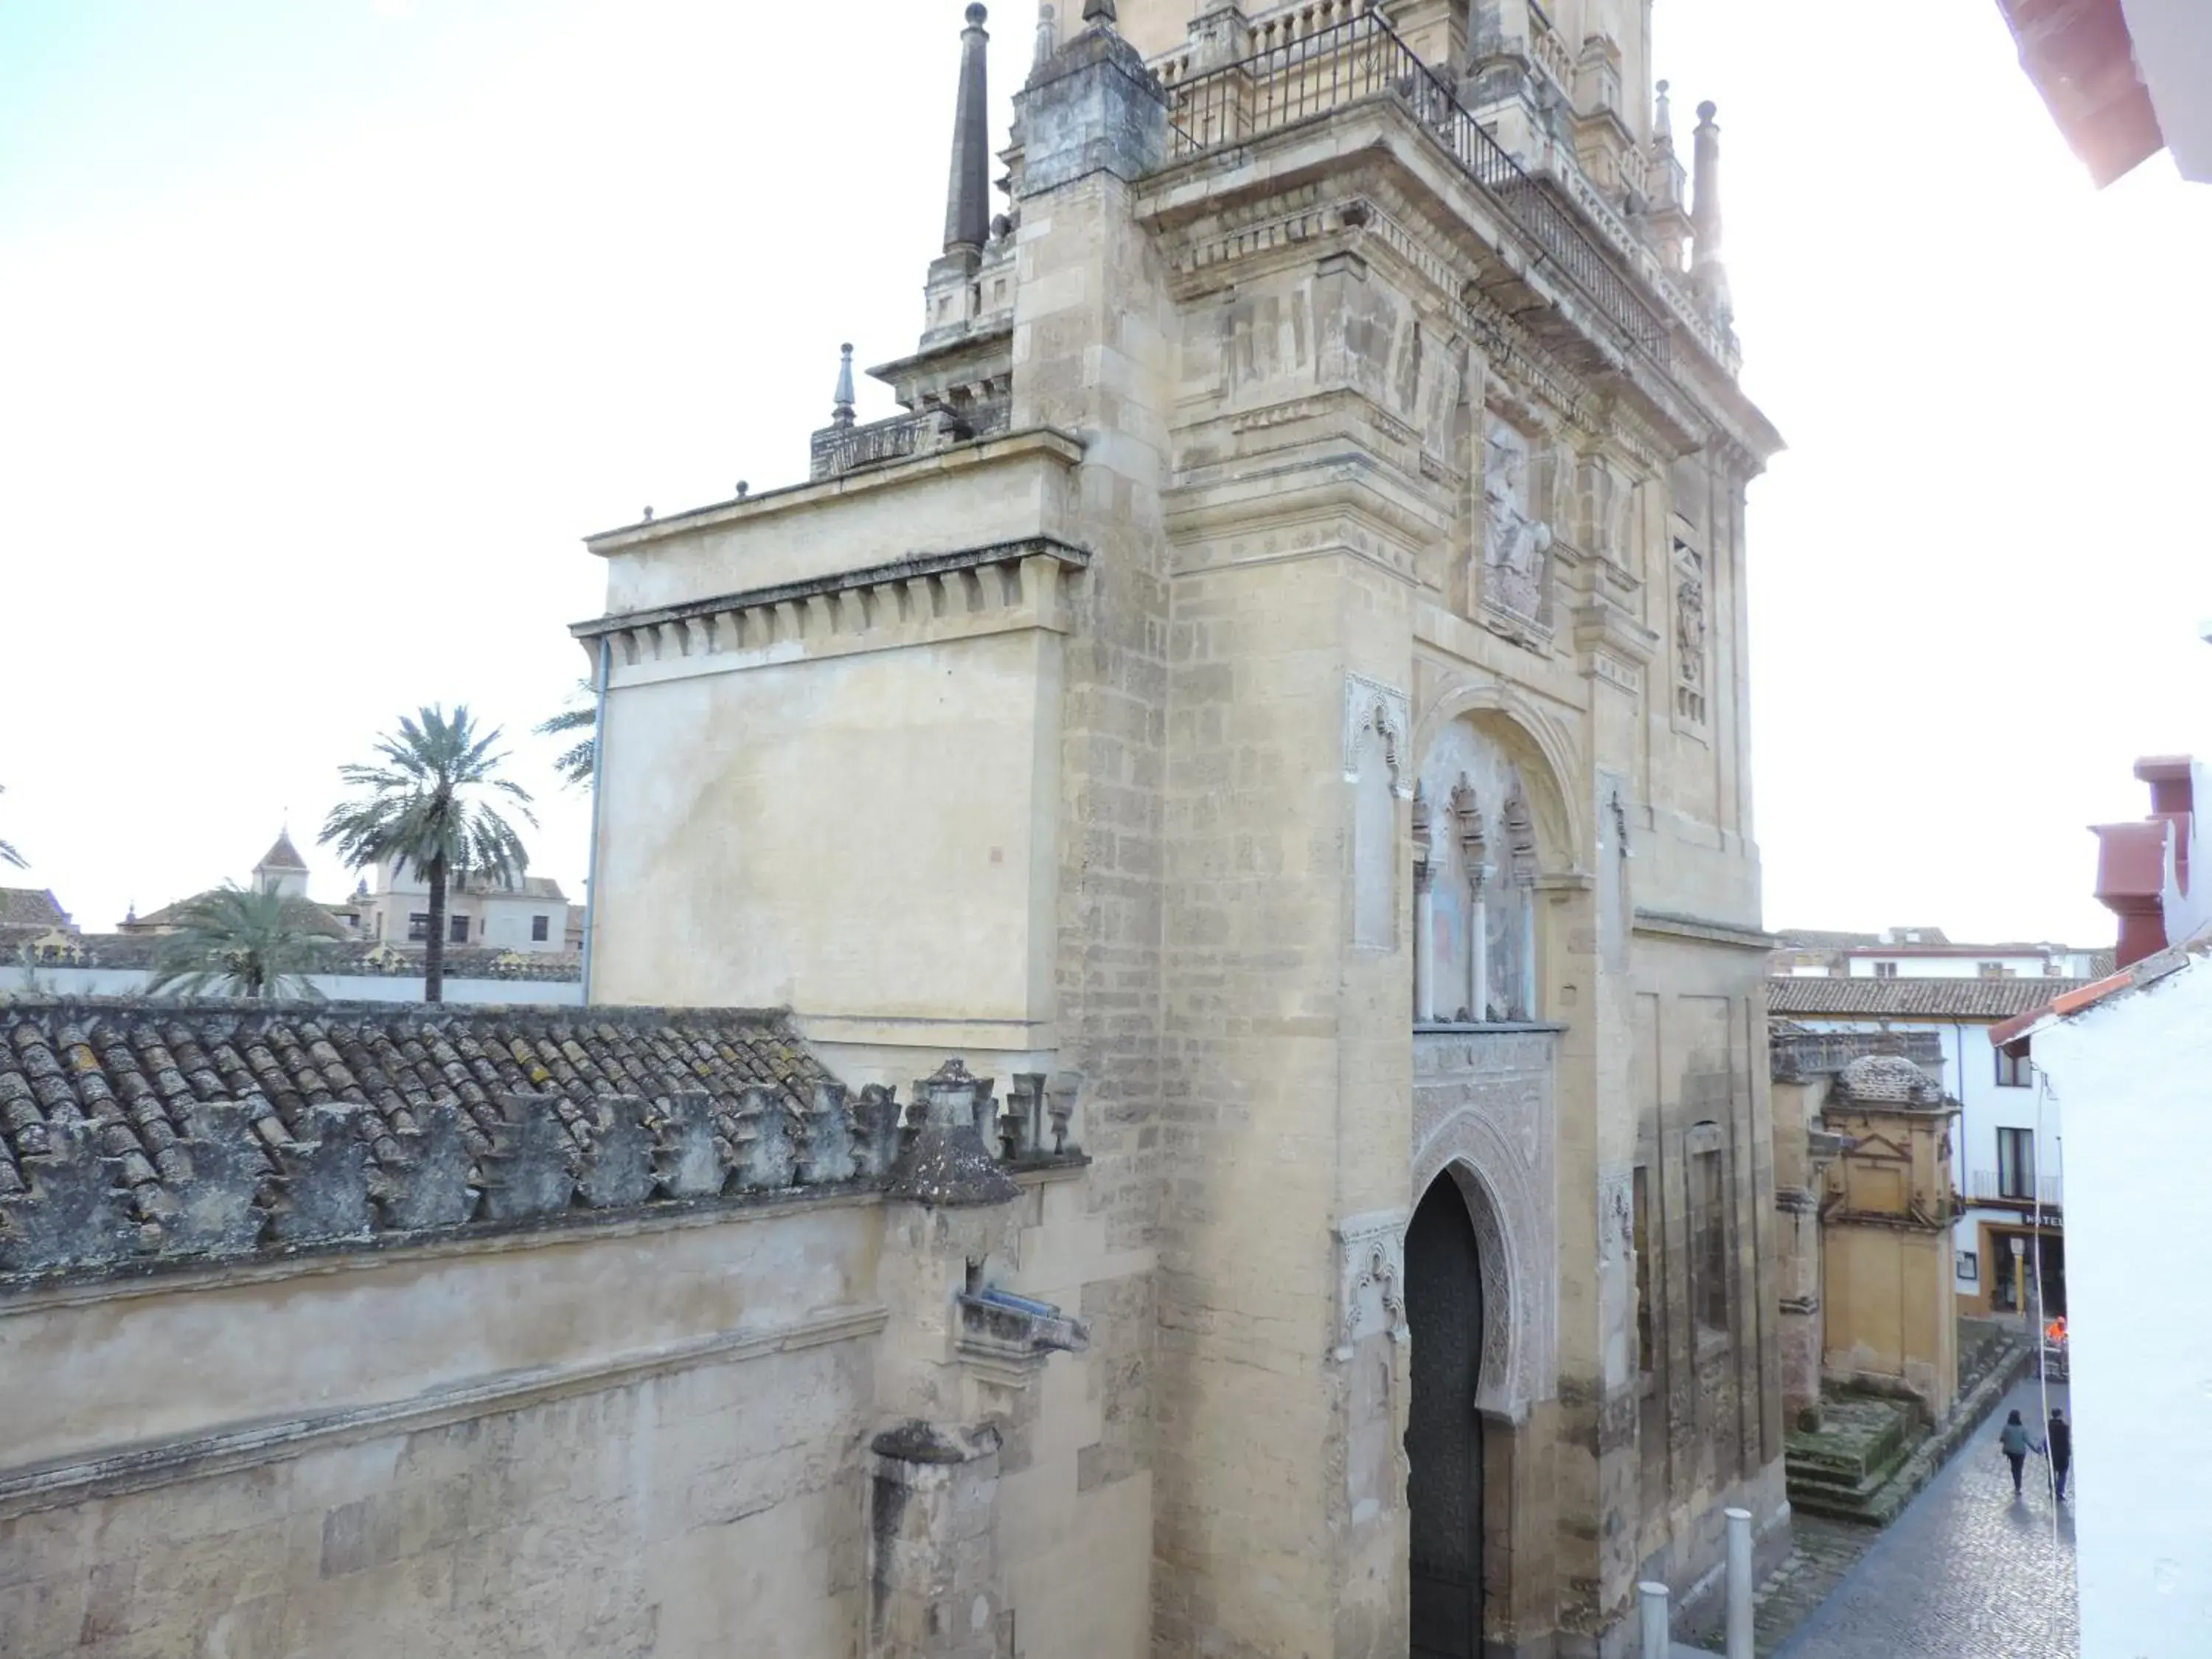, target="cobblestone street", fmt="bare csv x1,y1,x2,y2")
1774,1380,2079,1658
